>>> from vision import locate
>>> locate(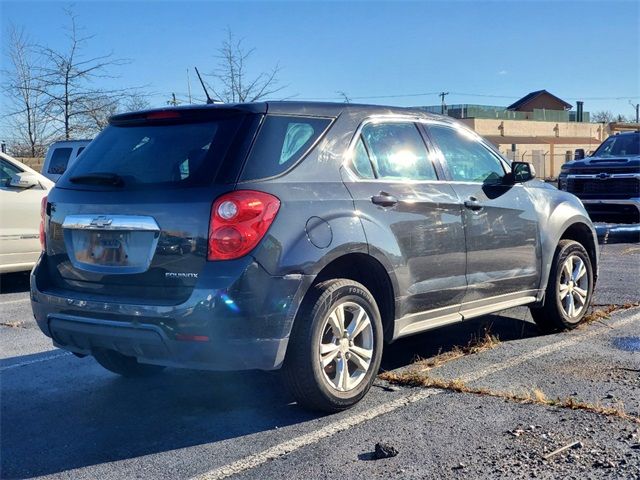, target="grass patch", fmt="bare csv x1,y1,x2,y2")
0,320,26,329
411,328,501,372
379,370,640,425
582,302,640,326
